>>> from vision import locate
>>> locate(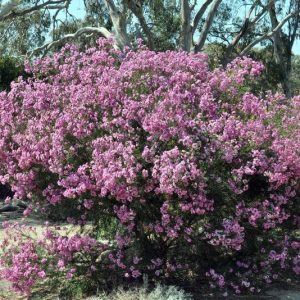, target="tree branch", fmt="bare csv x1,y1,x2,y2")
194,0,222,53
191,0,213,35
0,20,14,40
28,26,113,57
126,0,154,49
52,0,72,40
223,0,274,63
240,12,295,55
0,0,68,22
